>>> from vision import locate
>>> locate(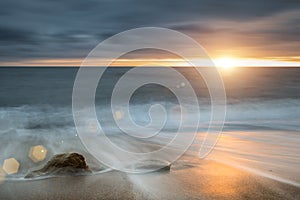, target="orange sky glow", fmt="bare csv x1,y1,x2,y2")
1,57,299,67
